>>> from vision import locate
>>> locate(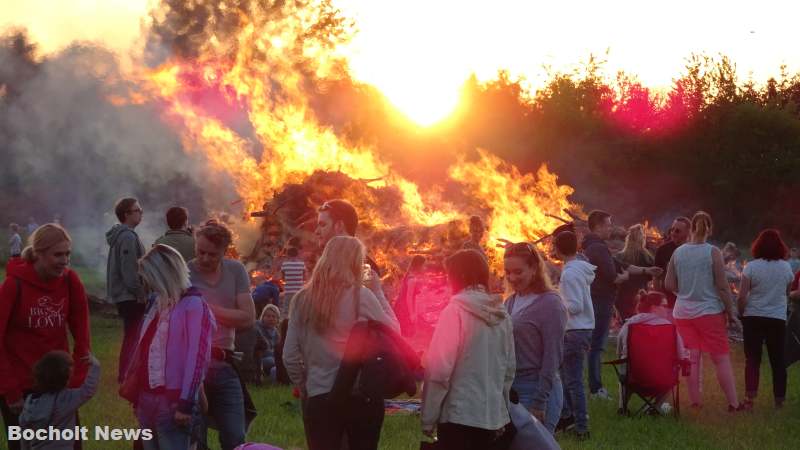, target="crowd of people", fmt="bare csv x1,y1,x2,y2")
1,200,799,450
